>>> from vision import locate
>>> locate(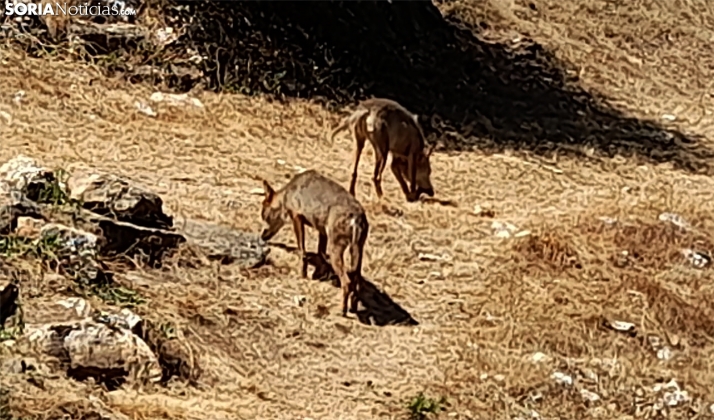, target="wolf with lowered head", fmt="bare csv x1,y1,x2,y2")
259,170,369,317
330,97,435,202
